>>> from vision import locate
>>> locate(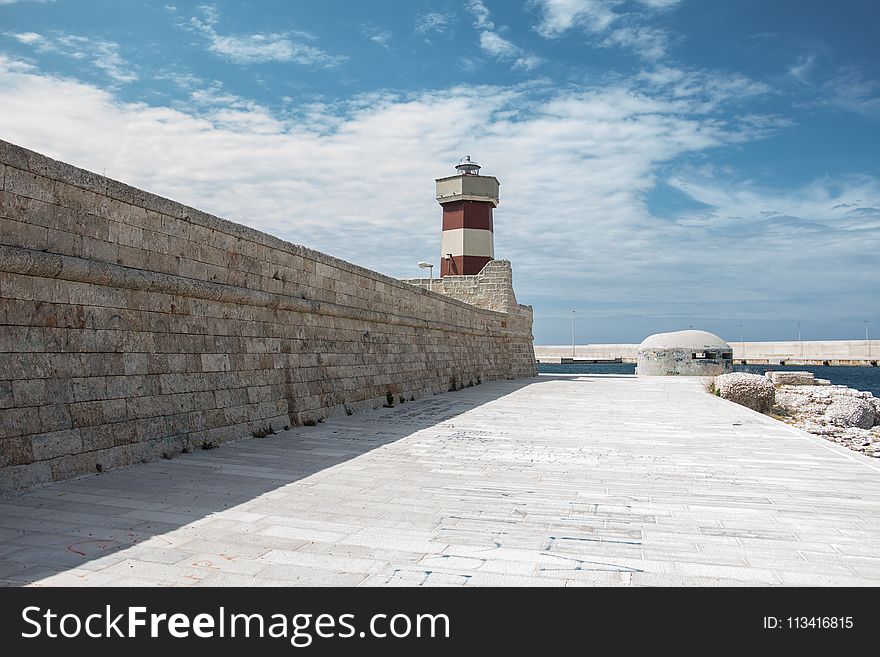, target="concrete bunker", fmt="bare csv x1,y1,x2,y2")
636,330,733,376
